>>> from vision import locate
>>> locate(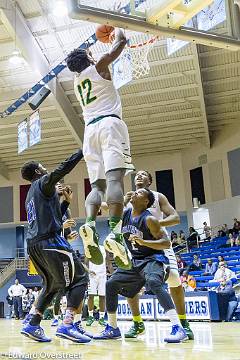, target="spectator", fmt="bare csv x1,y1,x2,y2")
187,227,199,250
218,224,229,237
188,254,202,271
218,255,225,264
173,234,186,252
231,218,240,237
176,255,186,275
179,230,185,241
32,287,39,300
217,281,238,322
8,279,27,320
212,262,236,283
180,270,196,291
170,231,178,242
203,259,218,276
229,233,239,247
203,222,211,241
6,294,14,318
